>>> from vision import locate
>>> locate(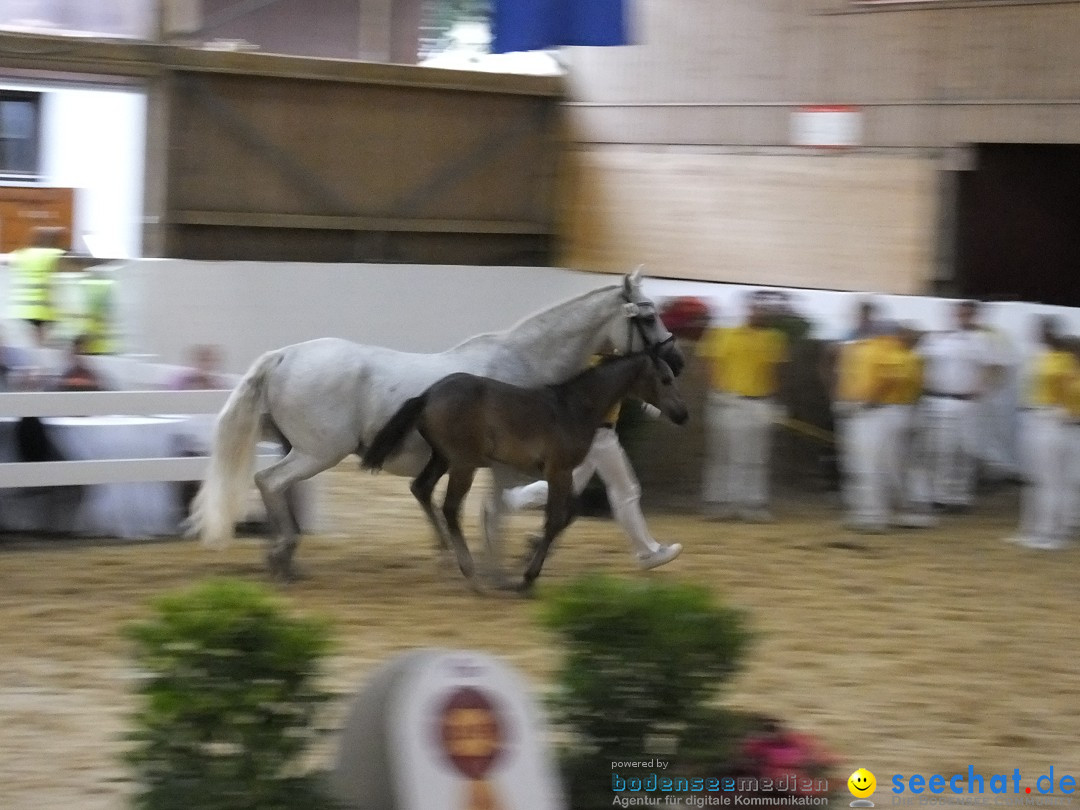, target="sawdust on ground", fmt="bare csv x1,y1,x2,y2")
0,465,1077,809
